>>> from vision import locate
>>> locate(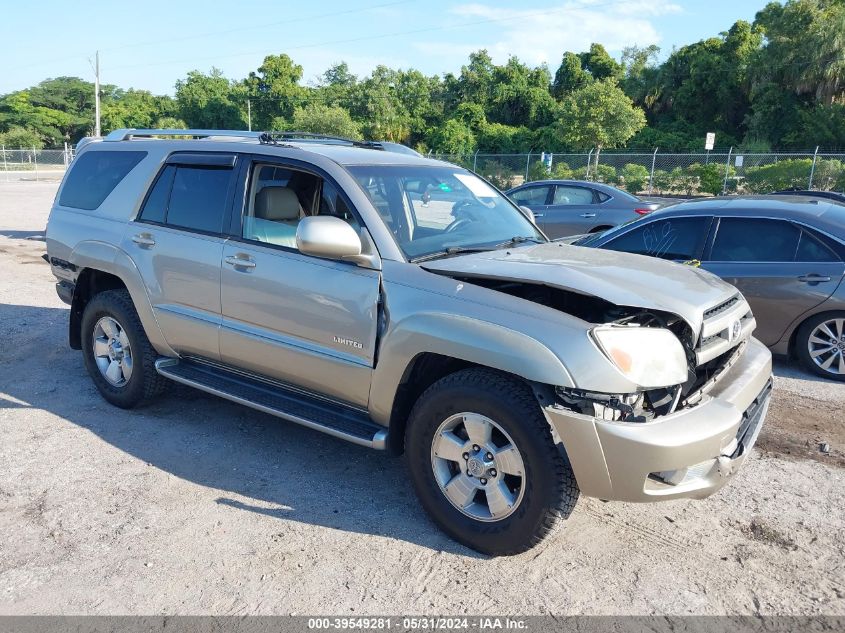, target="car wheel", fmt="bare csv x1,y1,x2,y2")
81,289,168,408
796,312,845,382
405,368,579,555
